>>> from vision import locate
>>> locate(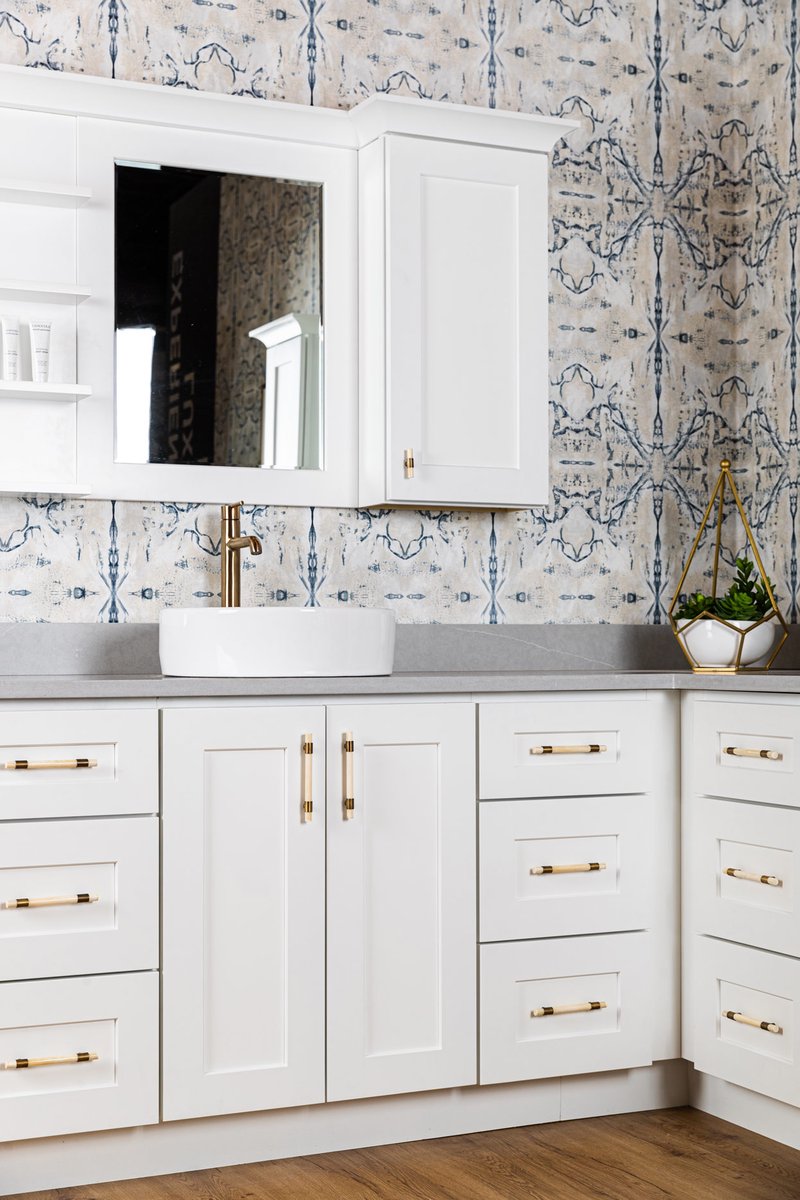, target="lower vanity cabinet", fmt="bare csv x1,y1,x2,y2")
161,705,327,1121
683,692,800,1110
162,700,477,1120
0,703,160,1145
477,693,677,1086
326,702,477,1101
